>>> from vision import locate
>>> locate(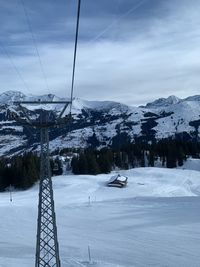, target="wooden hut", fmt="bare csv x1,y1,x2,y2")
107,174,128,188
